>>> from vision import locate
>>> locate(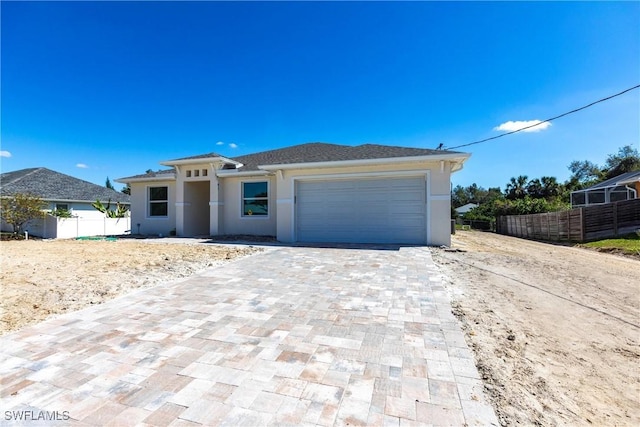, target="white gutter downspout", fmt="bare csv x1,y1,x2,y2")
626,185,637,200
